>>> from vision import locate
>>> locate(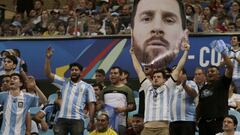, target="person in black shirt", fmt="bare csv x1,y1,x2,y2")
197,53,233,135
